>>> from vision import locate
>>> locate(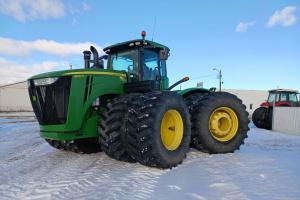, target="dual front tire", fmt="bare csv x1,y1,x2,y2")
126,91,191,168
